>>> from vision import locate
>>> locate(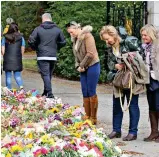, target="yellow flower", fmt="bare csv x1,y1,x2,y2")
83,119,93,127
74,105,80,109
72,132,81,138
10,131,16,136
70,139,75,144
59,122,63,126
74,122,83,129
50,107,59,113
25,132,33,139
41,134,49,143
10,145,23,153
46,110,52,115
17,141,23,146
48,138,55,145
95,142,104,151
6,152,12,157
26,144,33,149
